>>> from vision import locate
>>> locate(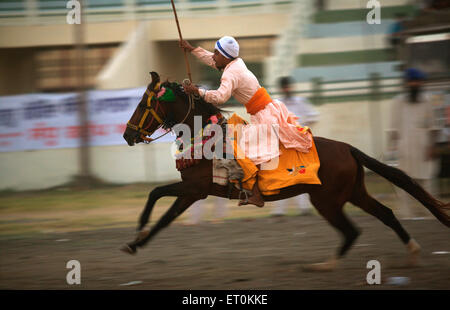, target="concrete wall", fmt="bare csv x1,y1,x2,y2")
96,21,151,90
0,147,80,191
97,33,203,92
0,21,139,48
0,13,288,93
311,100,389,157
300,35,388,54
0,48,36,95
327,0,409,10
0,143,181,191
0,13,288,48
92,13,289,89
